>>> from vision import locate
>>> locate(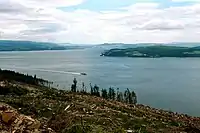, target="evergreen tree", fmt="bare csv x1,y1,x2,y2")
81,82,86,93
34,74,37,80
123,88,137,104
101,89,108,99
111,88,116,100
108,87,115,100
117,88,124,102
71,78,77,92
131,91,137,104
124,89,129,104
93,84,100,97
119,92,124,102
90,83,94,95
108,87,112,99
117,88,120,102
